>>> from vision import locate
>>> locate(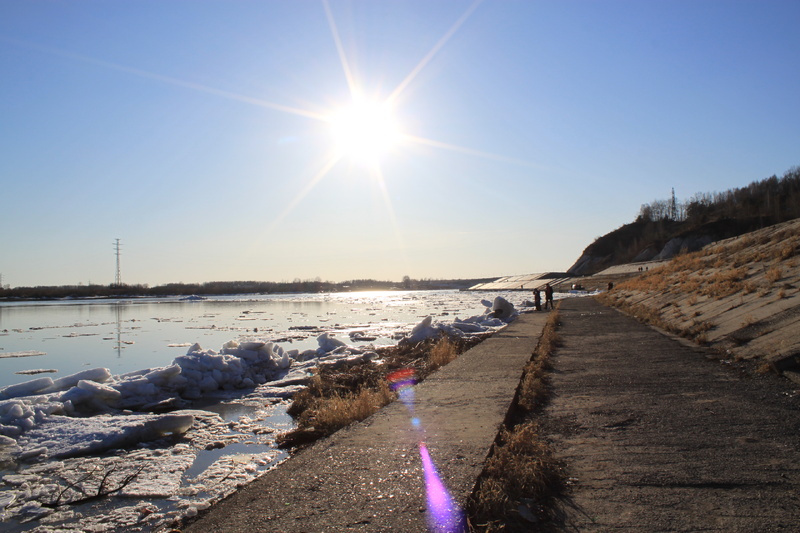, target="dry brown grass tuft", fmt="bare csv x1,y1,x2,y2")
469,422,563,530
469,306,565,531
518,310,560,413
428,335,458,370
702,266,749,299
741,314,757,328
301,381,395,433
777,240,798,260
766,266,783,284
279,333,488,448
